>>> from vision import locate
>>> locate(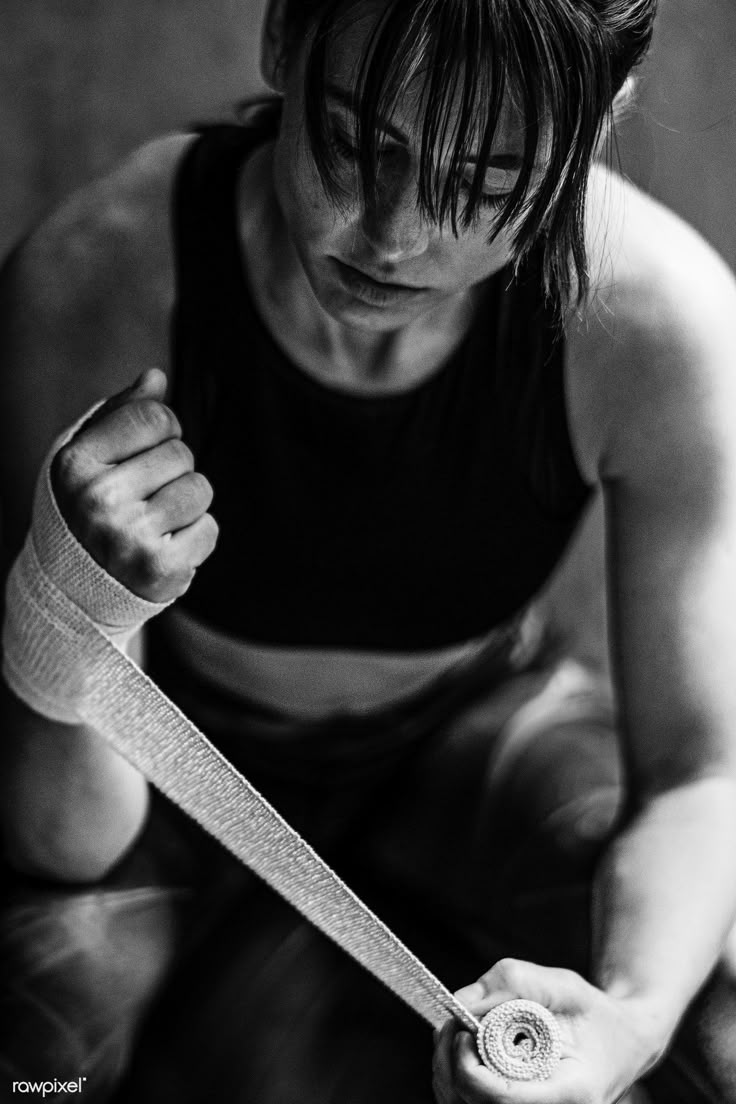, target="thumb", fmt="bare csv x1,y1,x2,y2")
82,368,168,430
124,366,168,401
